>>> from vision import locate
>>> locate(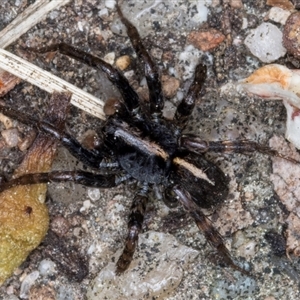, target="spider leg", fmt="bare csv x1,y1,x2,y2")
0,171,126,193
172,185,250,276
0,105,119,169
181,136,299,164
117,5,164,117
116,190,148,274
28,43,140,113
175,64,207,128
